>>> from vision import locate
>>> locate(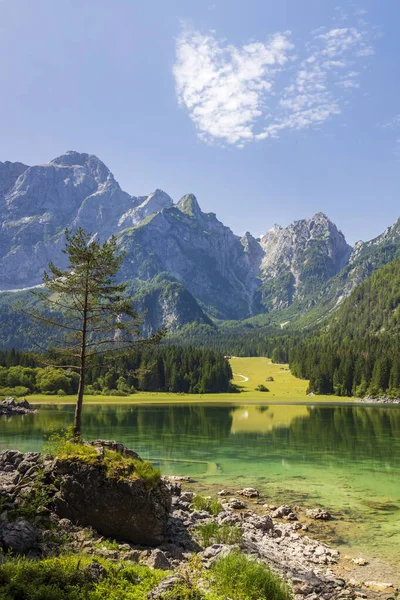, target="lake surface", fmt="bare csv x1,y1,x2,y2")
1,402,399,570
